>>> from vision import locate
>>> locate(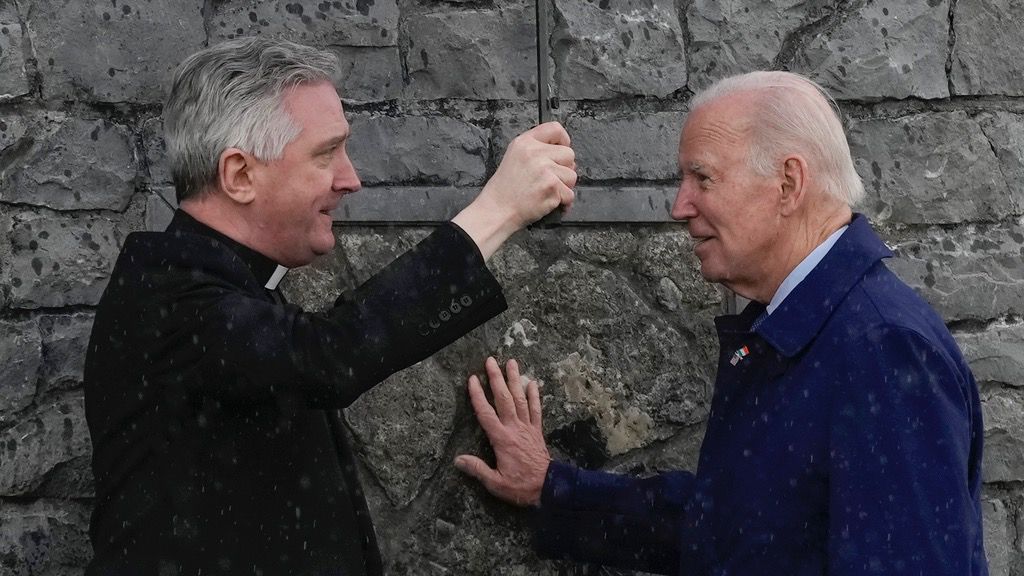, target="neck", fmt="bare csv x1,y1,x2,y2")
747,200,852,304
180,195,270,261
